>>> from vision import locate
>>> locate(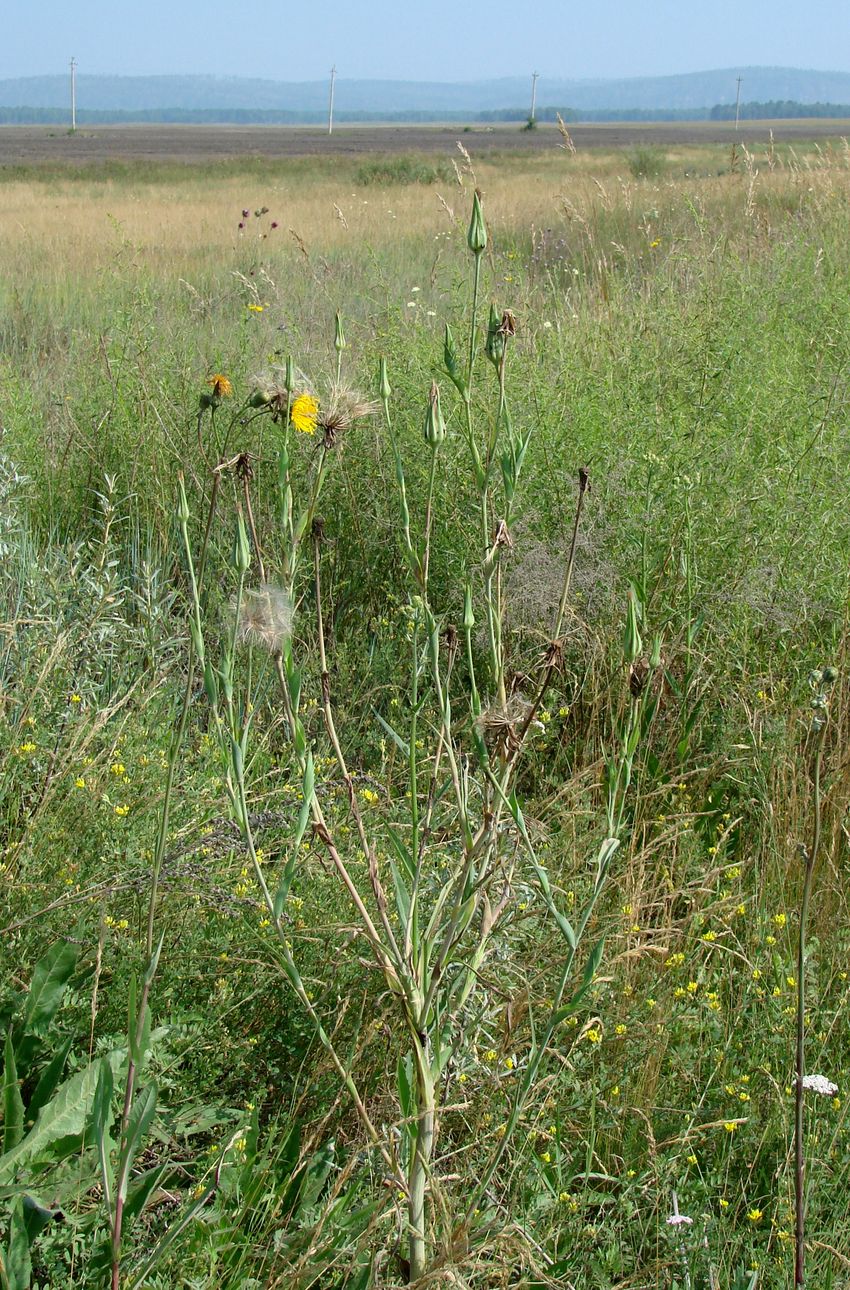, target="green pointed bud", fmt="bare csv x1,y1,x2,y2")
423,381,446,447
443,323,466,395
623,589,643,665
284,355,296,393
485,302,505,368
334,311,346,353
233,511,251,575
463,583,475,630
467,188,487,255
249,387,273,408
176,475,190,525
378,355,392,401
